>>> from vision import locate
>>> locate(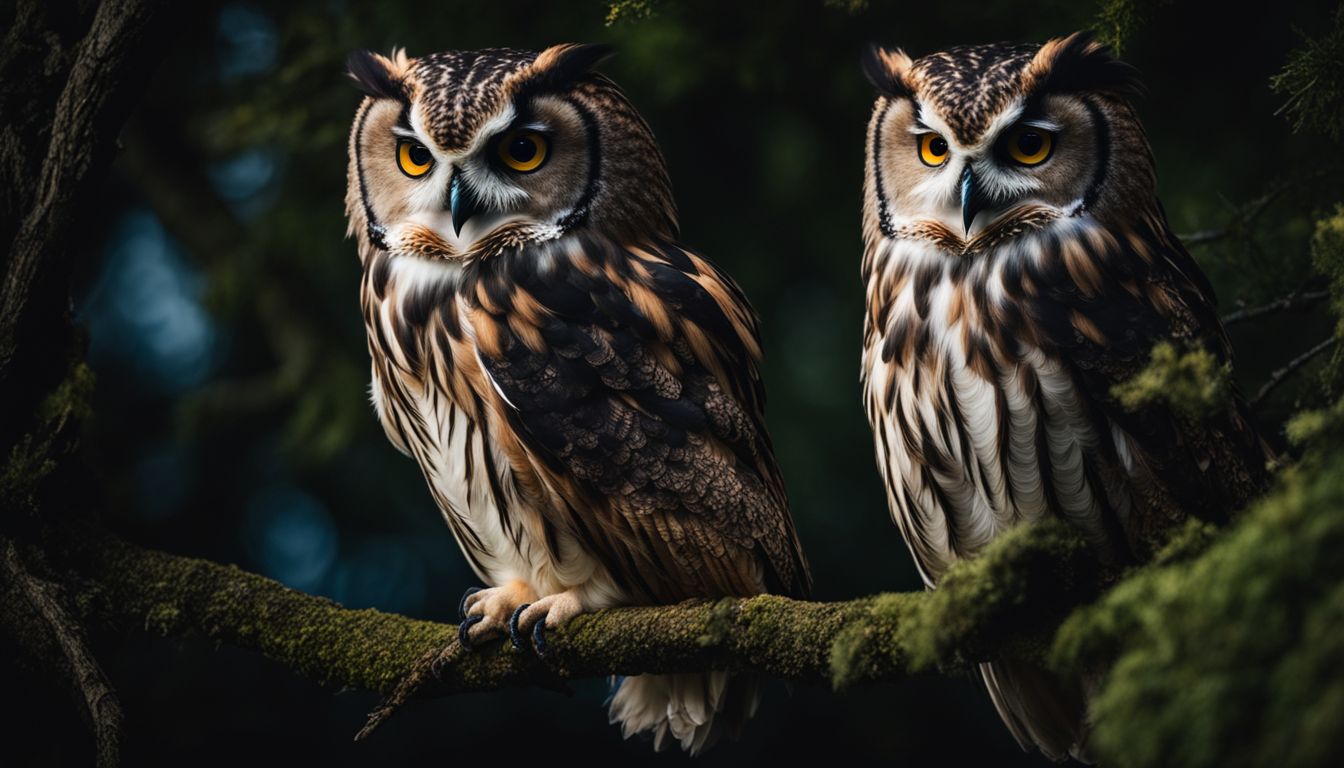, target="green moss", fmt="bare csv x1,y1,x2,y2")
697,597,736,647
1112,341,1231,419
144,603,182,633
1148,519,1219,566
828,520,1100,687
1053,431,1344,767
906,520,1096,671
829,594,916,690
